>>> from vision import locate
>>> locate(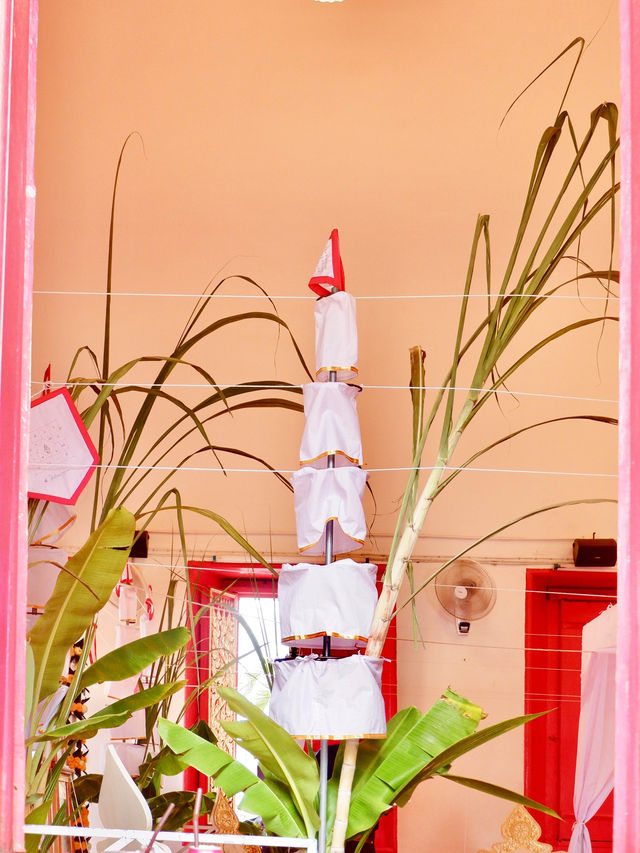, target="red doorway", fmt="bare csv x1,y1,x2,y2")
524,569,617,851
